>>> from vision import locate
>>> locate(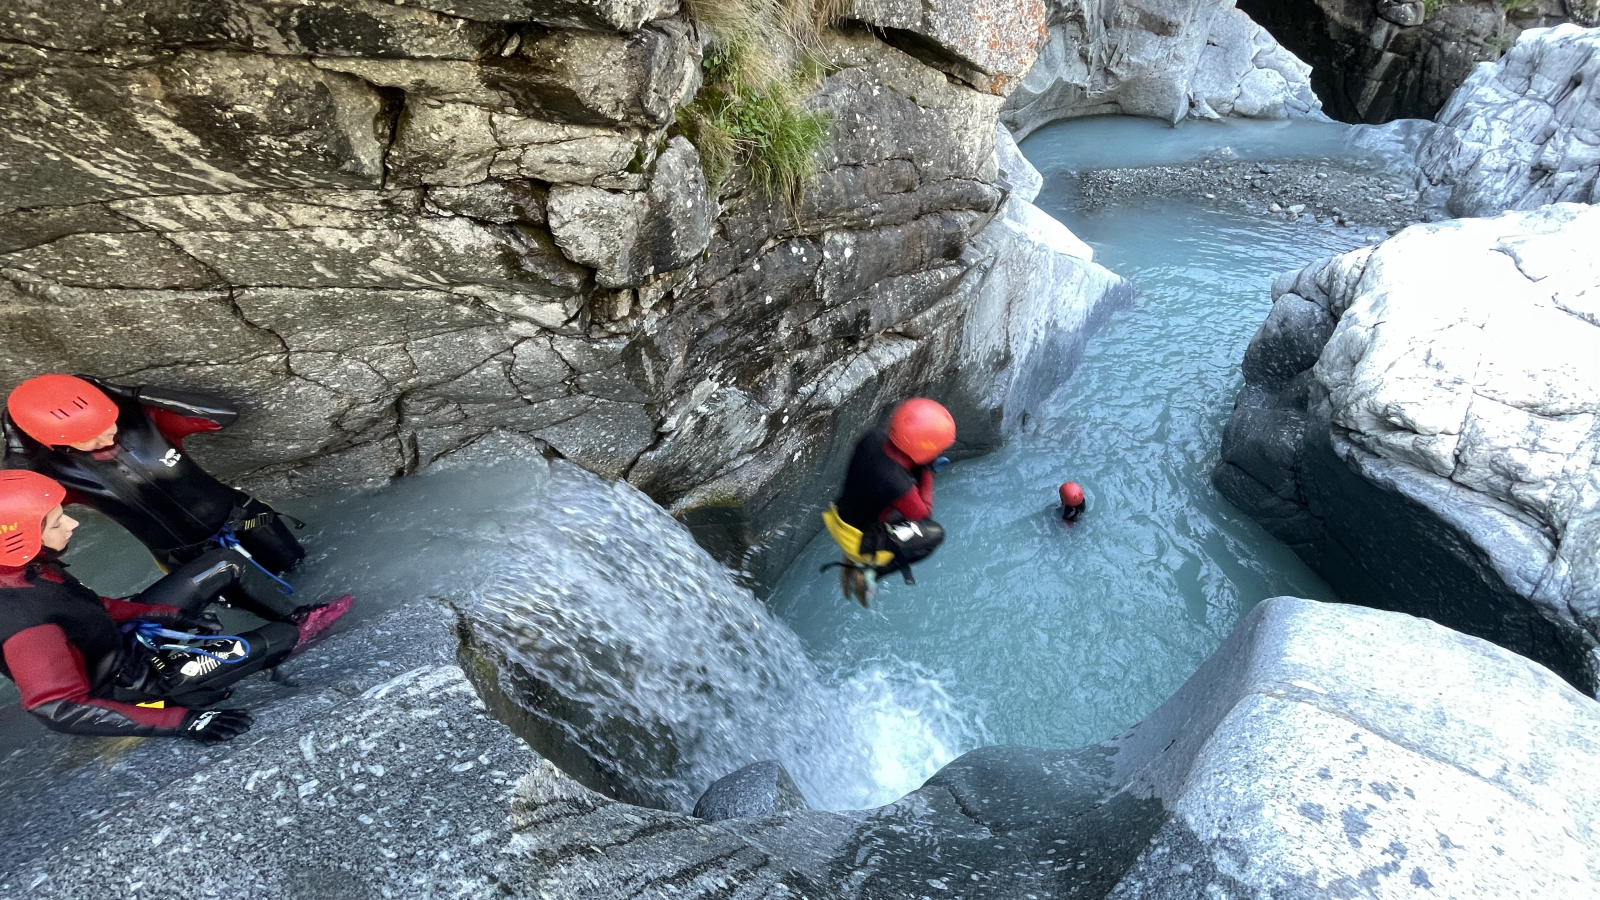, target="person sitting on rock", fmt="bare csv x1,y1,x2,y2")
3,374,345,633
0,469,314,742
822,398,955,606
